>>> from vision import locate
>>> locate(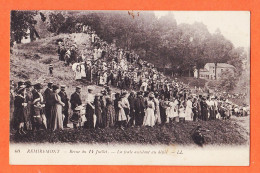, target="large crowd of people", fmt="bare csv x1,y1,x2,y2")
10,24,250,135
